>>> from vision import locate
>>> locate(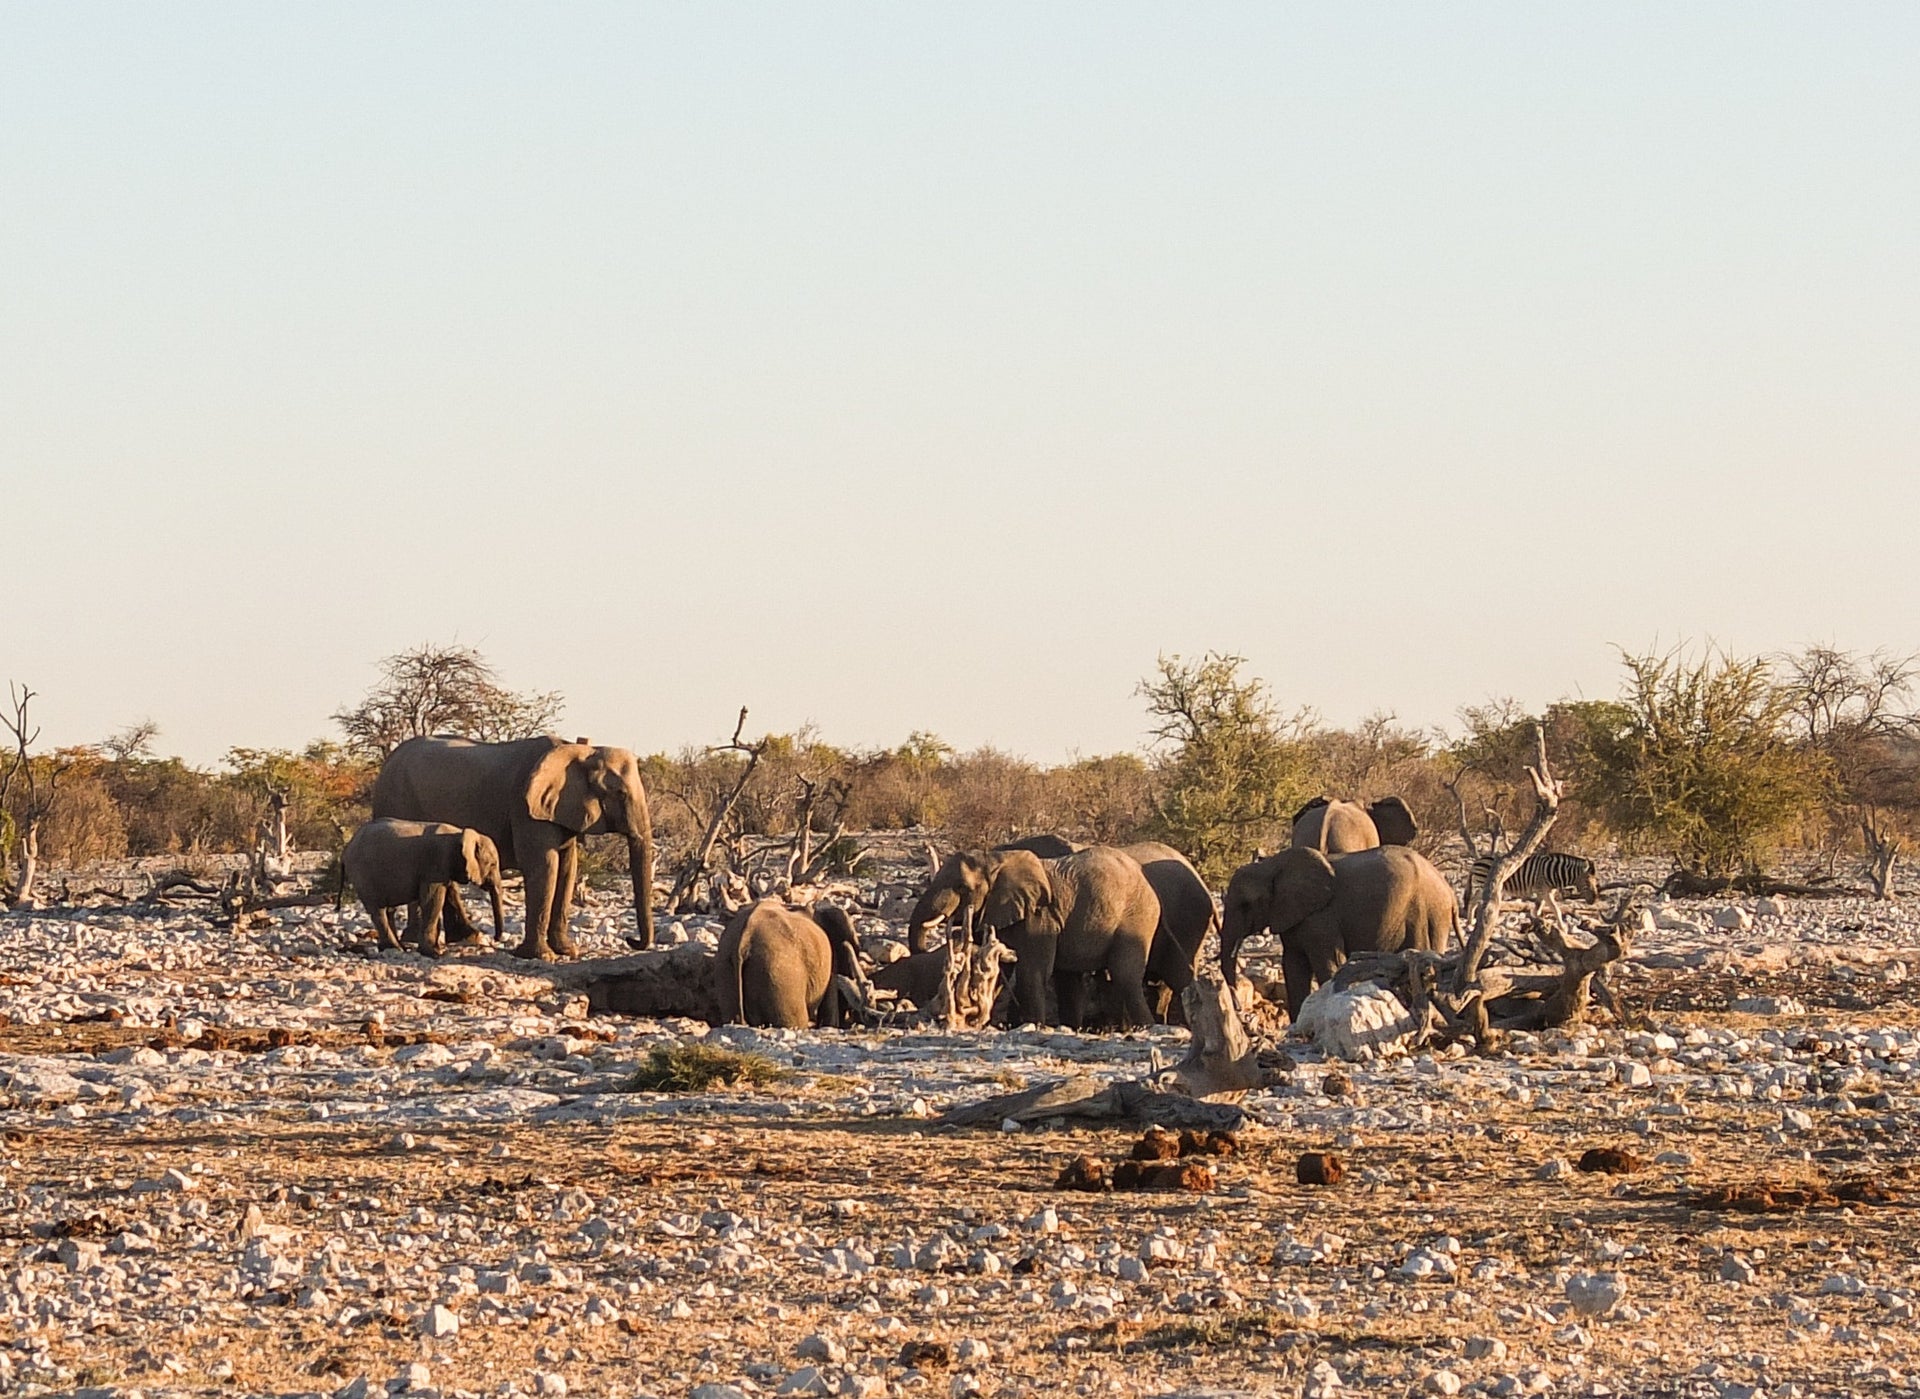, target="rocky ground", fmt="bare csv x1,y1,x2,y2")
5,864,1920,1399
